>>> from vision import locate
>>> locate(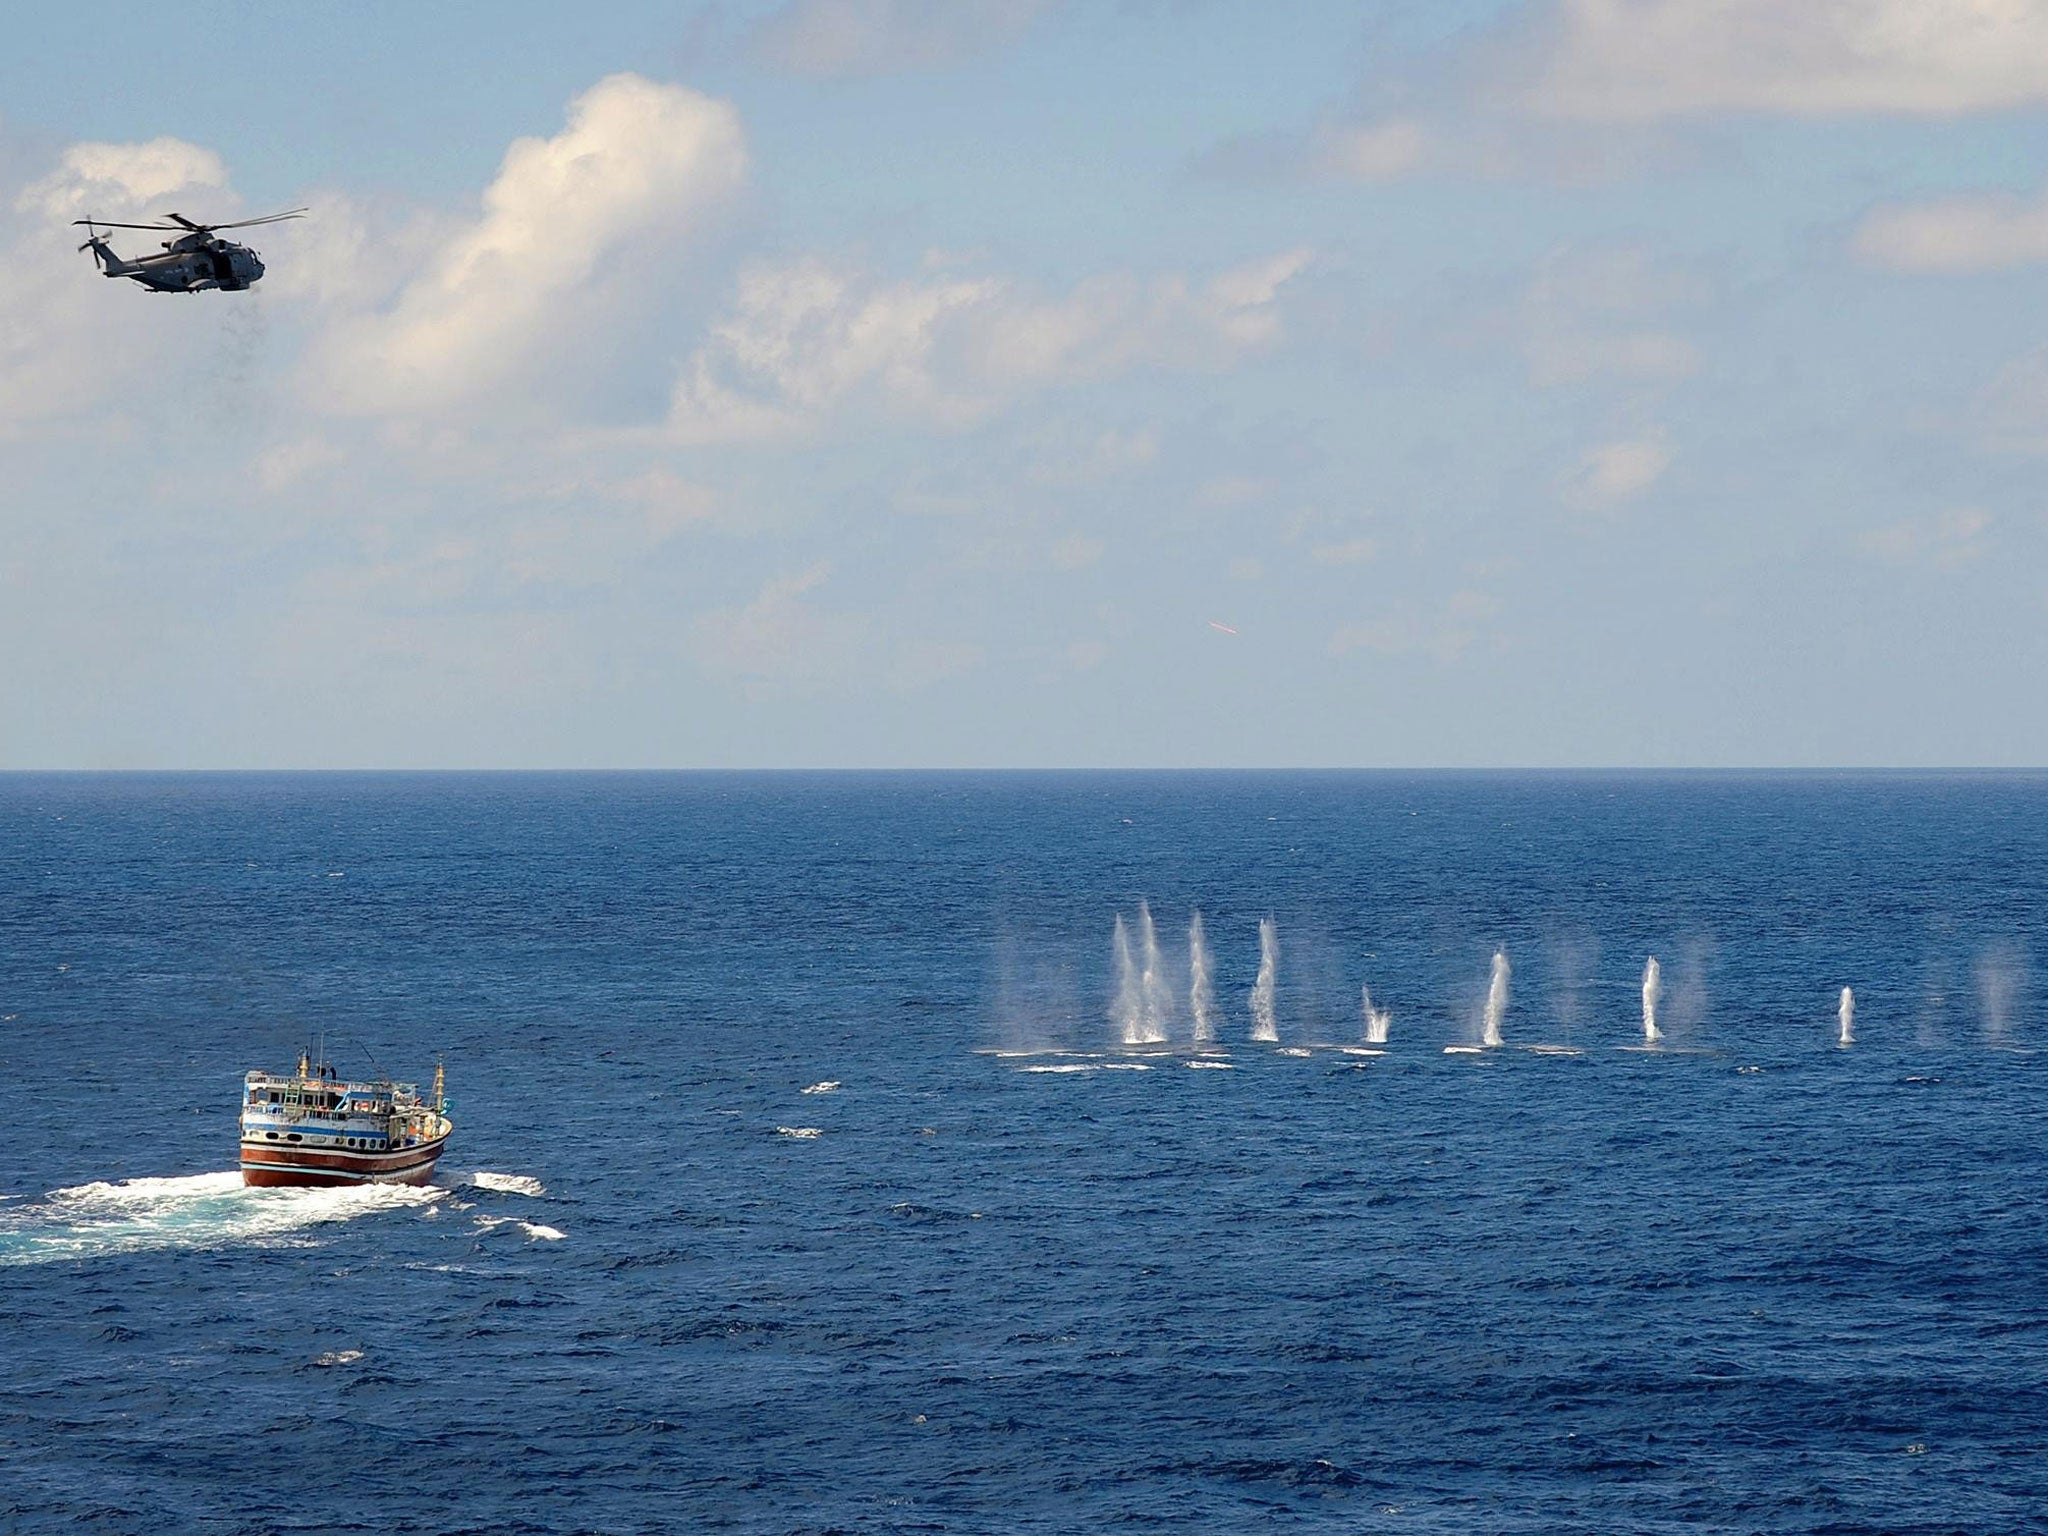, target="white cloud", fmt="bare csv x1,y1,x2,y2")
1026,425,1159,485
1214,1,2048,190
692,563,865,686
1311,537,1378,567
750,0,1055,77
18,137,230,222
1861,506,1991,565
317,74,746,415
1310,119,1430,182
1854,185,2048,272
1066,638,1109,670
667,249,1313,442
0,137,235,435
256,437,347,493
689,561,979,692
1049,534,1105,570
1560,431,1672,510
1329,591,1498,662
1524,247,1701,385
1977,344,2048,450
1530,0,2048,122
